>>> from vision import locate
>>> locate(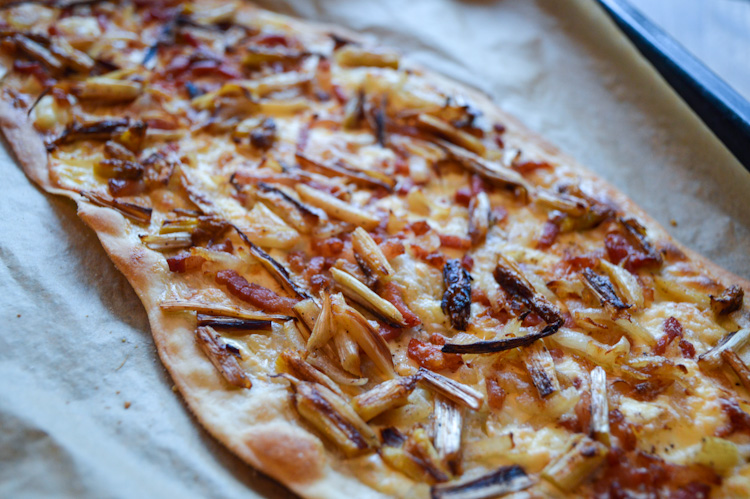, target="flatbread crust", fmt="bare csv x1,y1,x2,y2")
1,2,749,498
